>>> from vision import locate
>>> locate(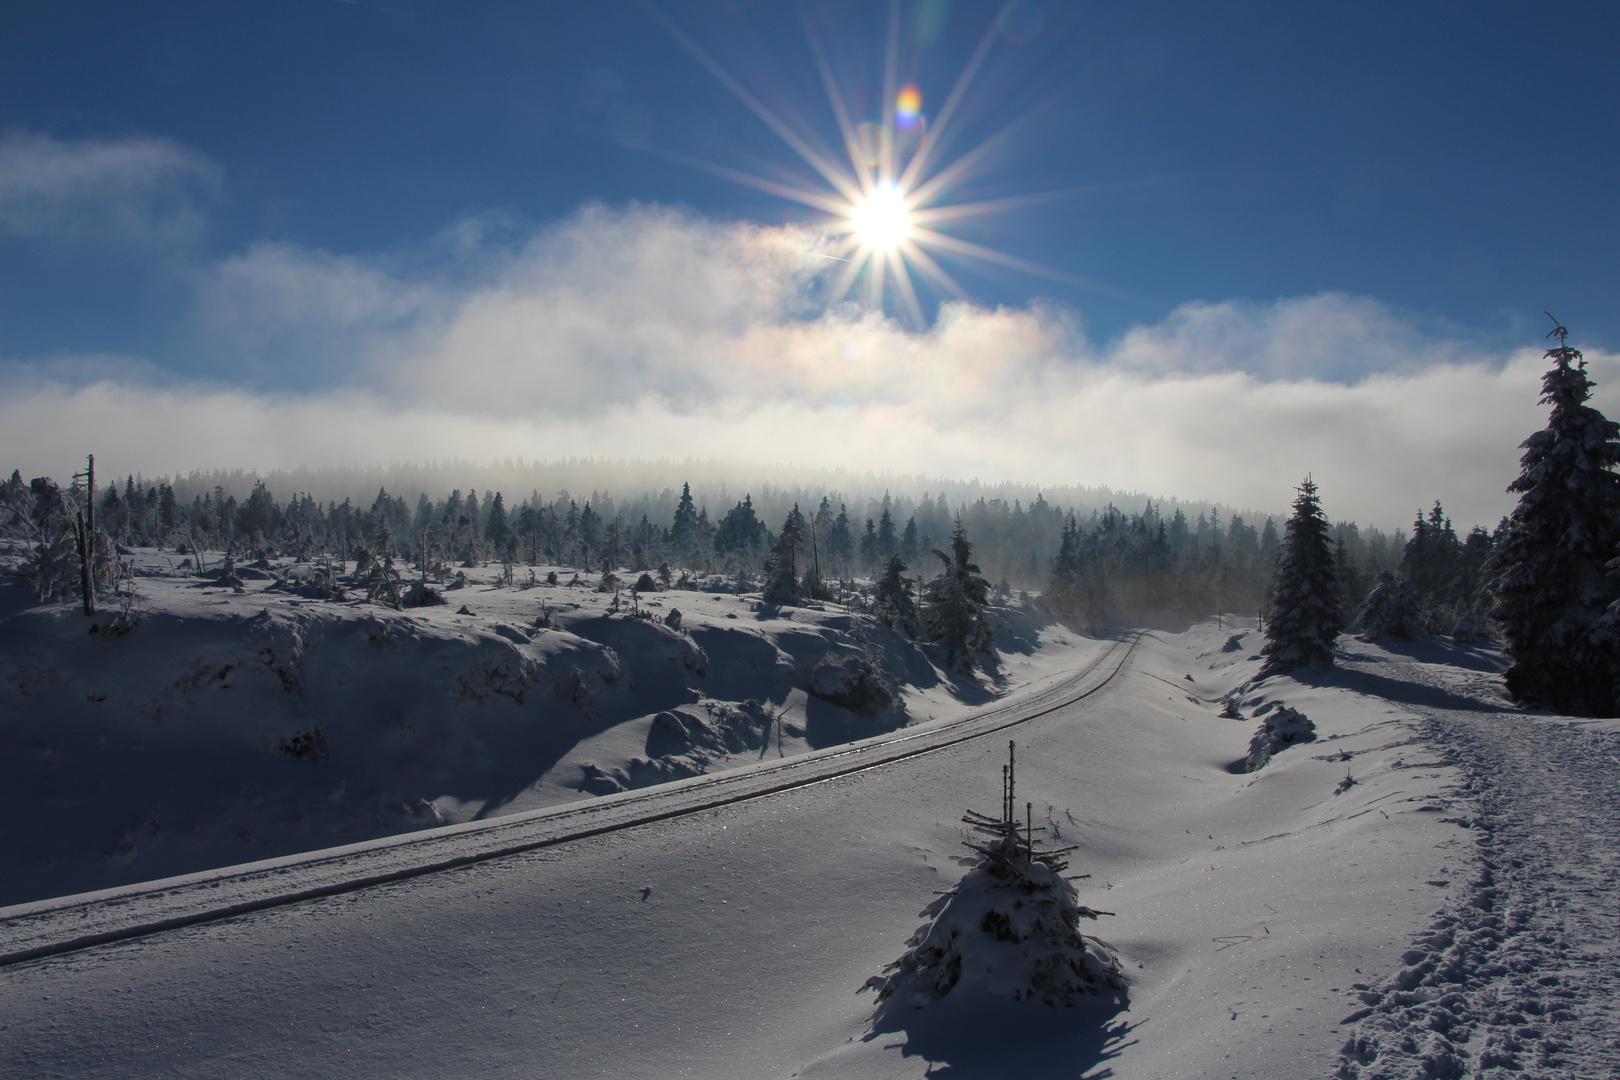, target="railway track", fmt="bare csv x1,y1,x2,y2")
0,630,1142,968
